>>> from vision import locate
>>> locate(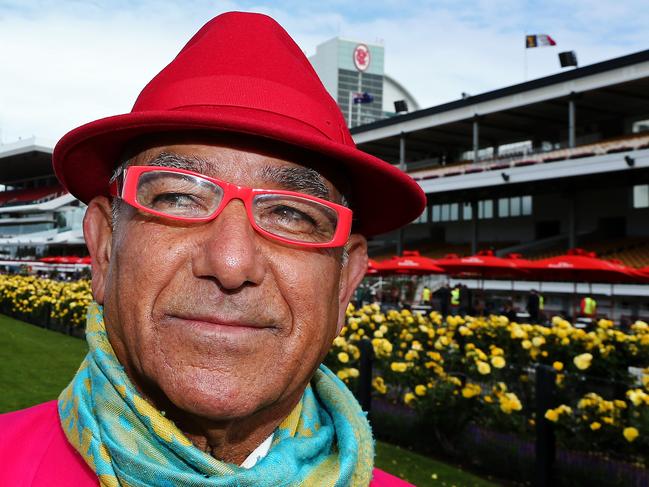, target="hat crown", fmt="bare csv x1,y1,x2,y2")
133,12,353,146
